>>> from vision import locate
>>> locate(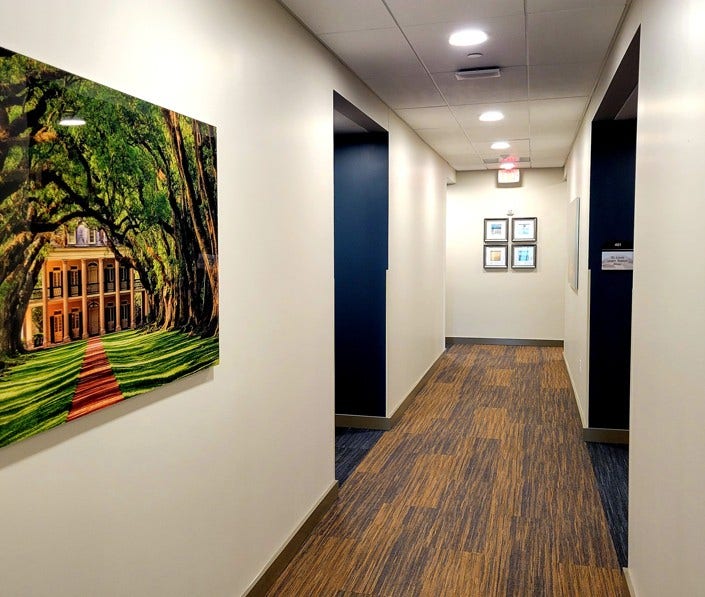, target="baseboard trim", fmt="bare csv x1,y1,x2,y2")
244,482,339,597
563,354,587,427
335,352,445,431
583,427,629,444
446,336,564,347
623,567,636,596
389,352,444,427
334,414,391,430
